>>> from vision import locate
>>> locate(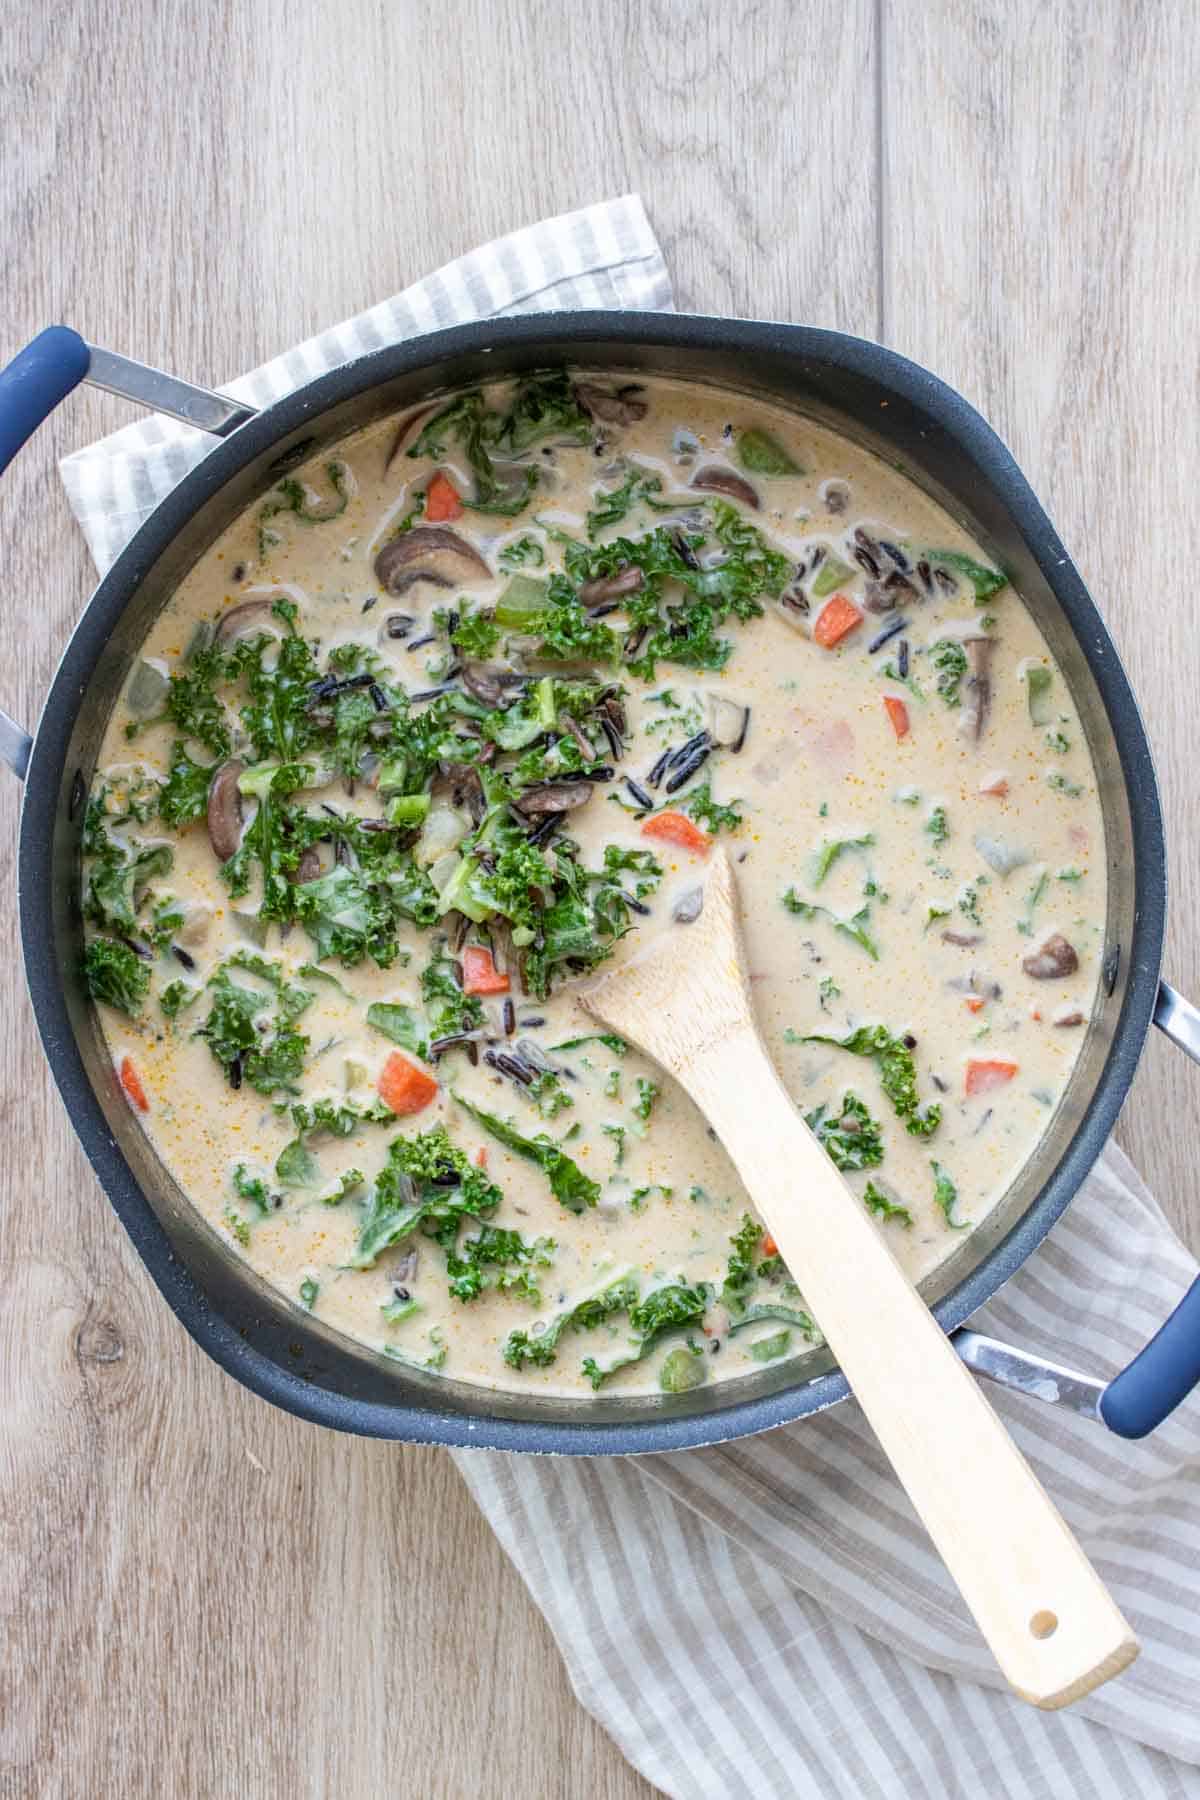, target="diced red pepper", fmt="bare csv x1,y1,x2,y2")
965,1058,1018,1096
979,772,1009,797
462,944,510,996
425,470,463,522
377,1052,439,1116
812,593,863,648
119,1055,149,1113
965,997,986,1014
640,811,712,855
475,1146,488,1169
883,694,910,739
